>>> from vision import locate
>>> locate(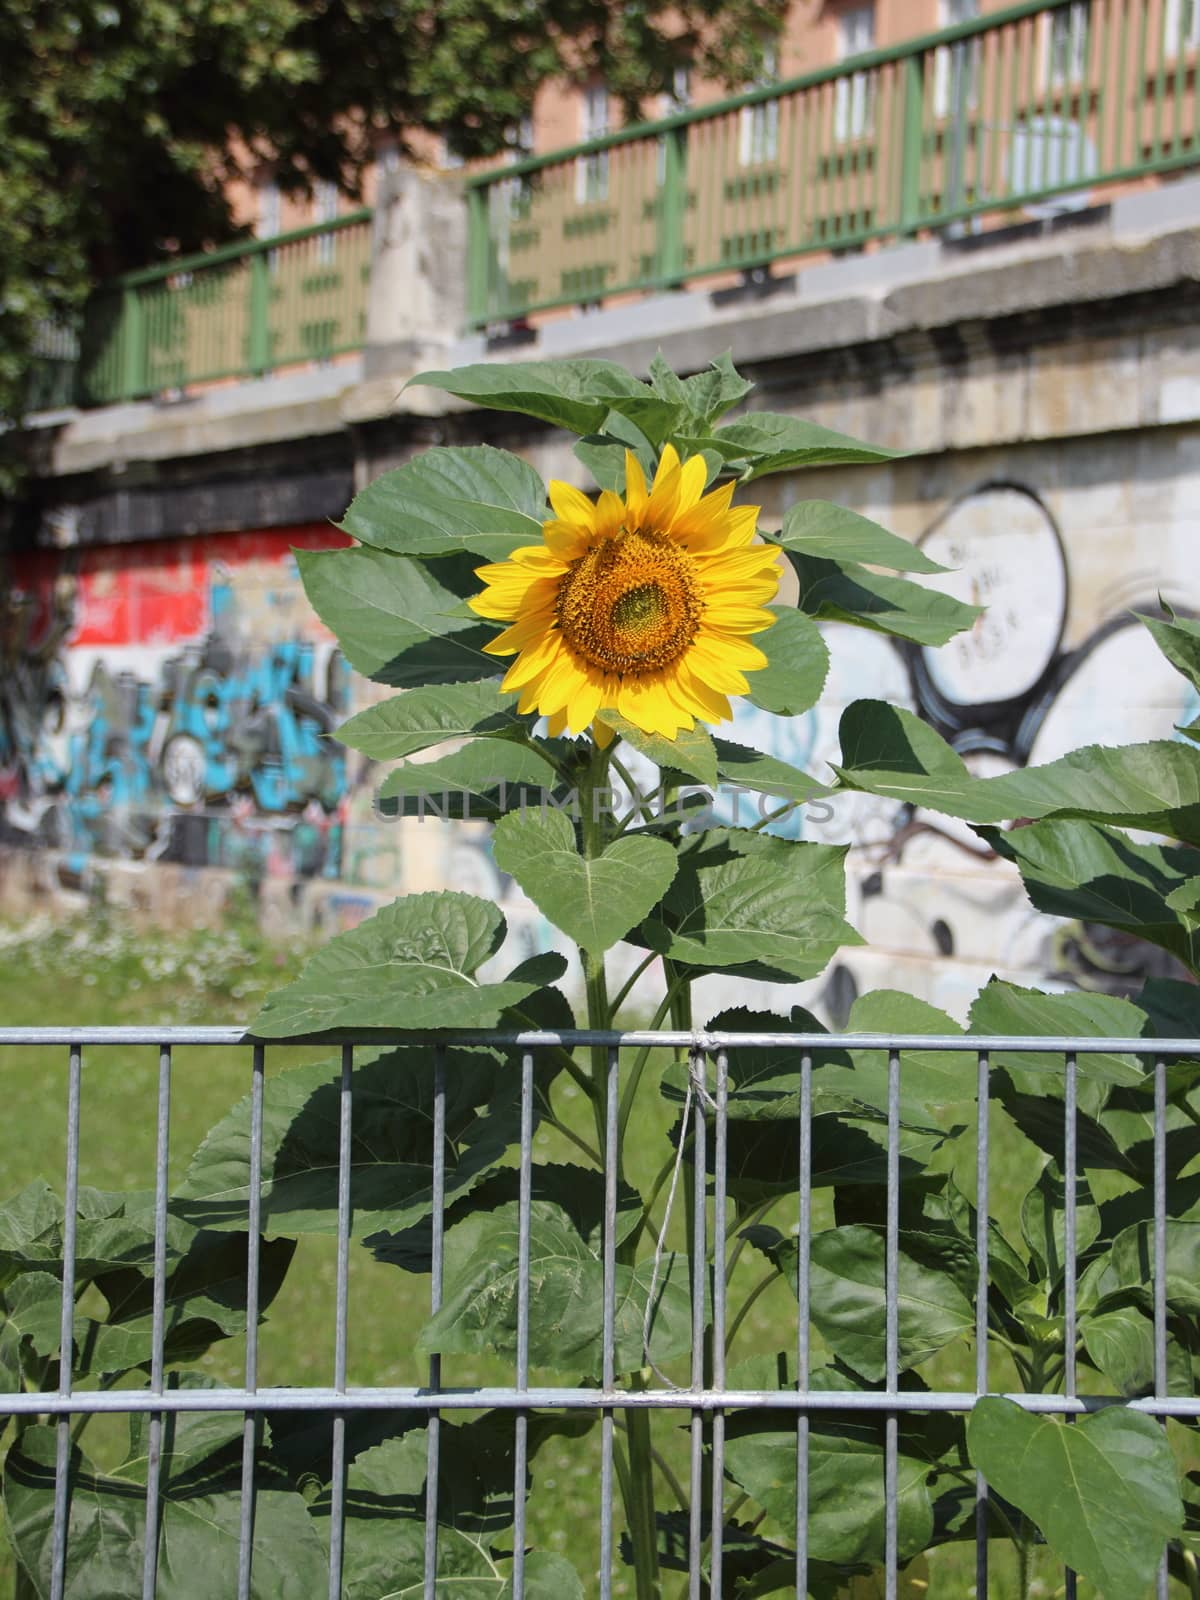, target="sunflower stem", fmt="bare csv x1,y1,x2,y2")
580,733,663,1598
